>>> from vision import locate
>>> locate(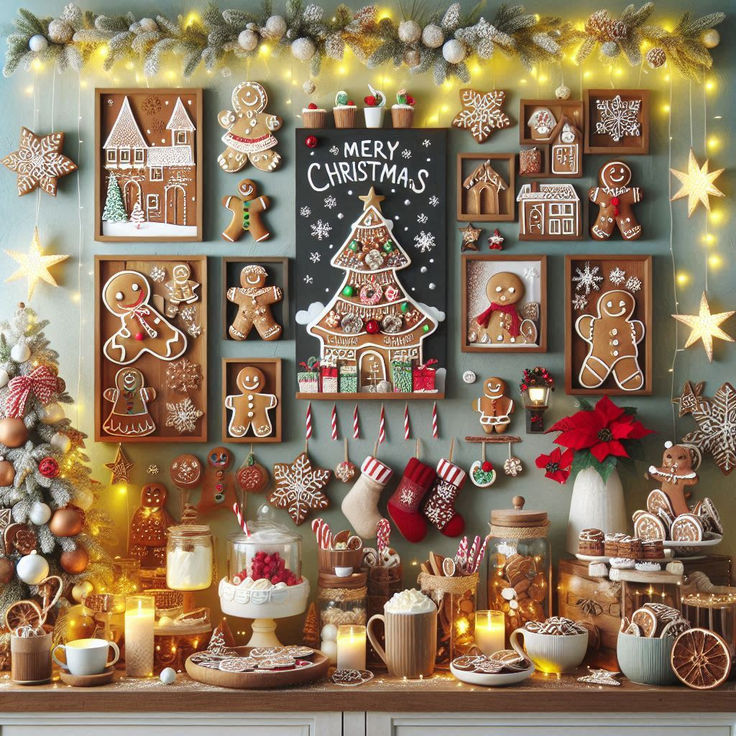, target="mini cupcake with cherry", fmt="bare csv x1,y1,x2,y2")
302,101,328,128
